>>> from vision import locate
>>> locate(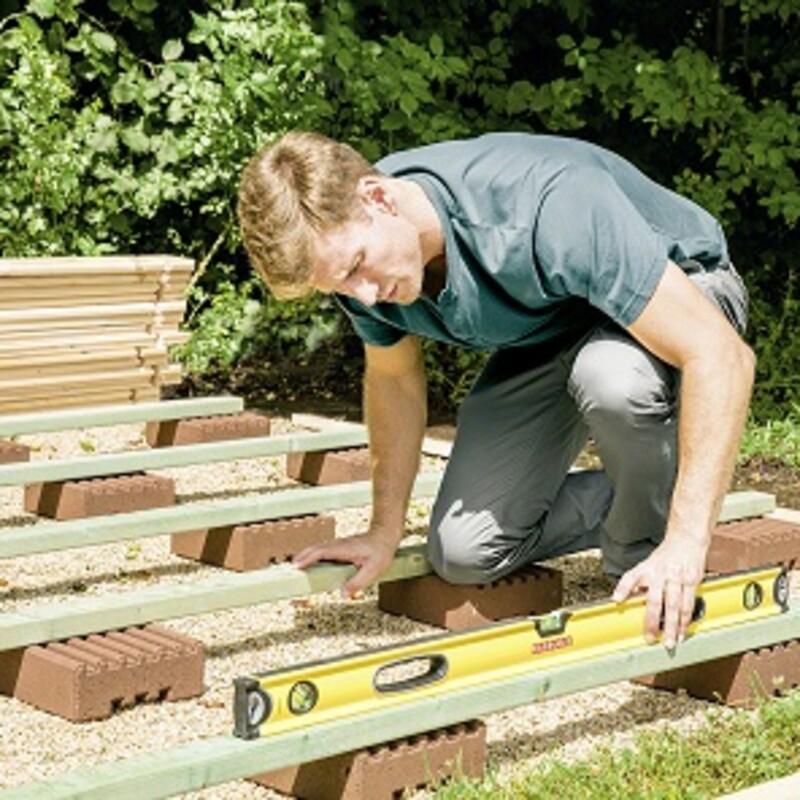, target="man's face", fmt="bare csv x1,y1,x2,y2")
310,181,425,307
